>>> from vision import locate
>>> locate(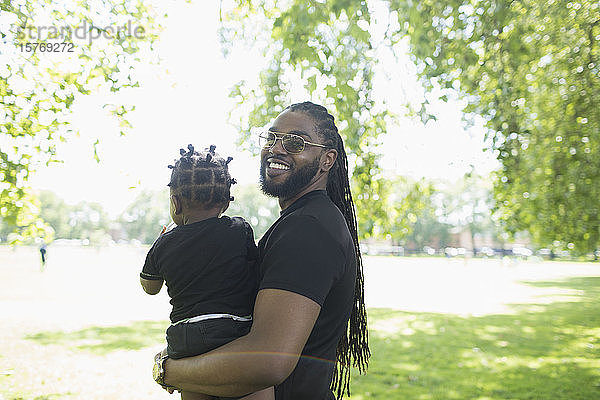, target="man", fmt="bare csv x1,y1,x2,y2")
39,241,47,271
154,102,369,399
